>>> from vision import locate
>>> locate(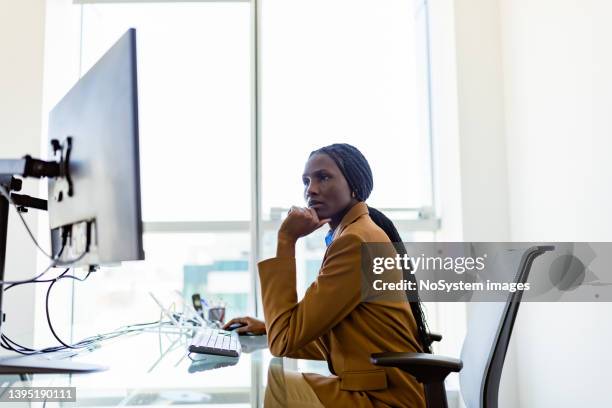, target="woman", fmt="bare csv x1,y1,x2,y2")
224,143,429,407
